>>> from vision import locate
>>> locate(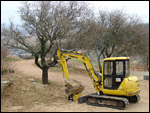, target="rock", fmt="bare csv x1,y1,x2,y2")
28,79,34,82
144,74,149,80
1,80,10,84
1,80,12,92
